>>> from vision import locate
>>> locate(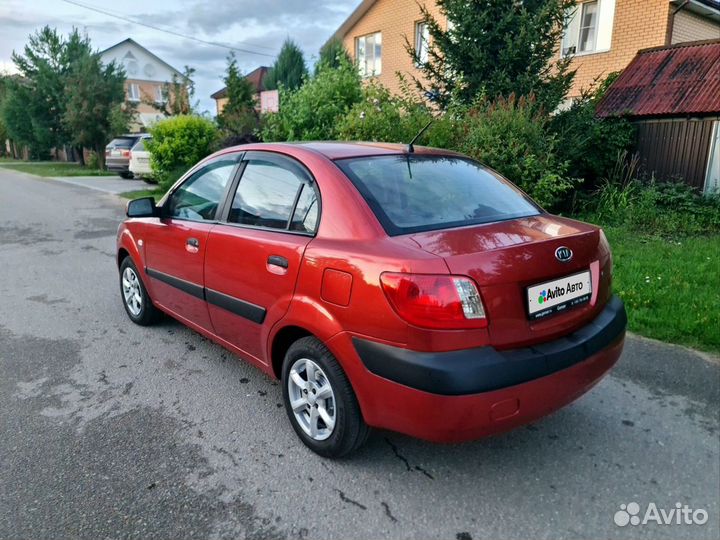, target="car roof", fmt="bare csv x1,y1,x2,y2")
219,141,463,161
